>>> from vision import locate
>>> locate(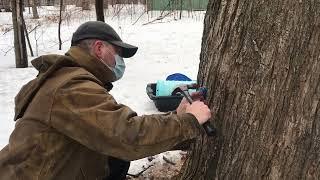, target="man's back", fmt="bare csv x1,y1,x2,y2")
0,55,109,179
